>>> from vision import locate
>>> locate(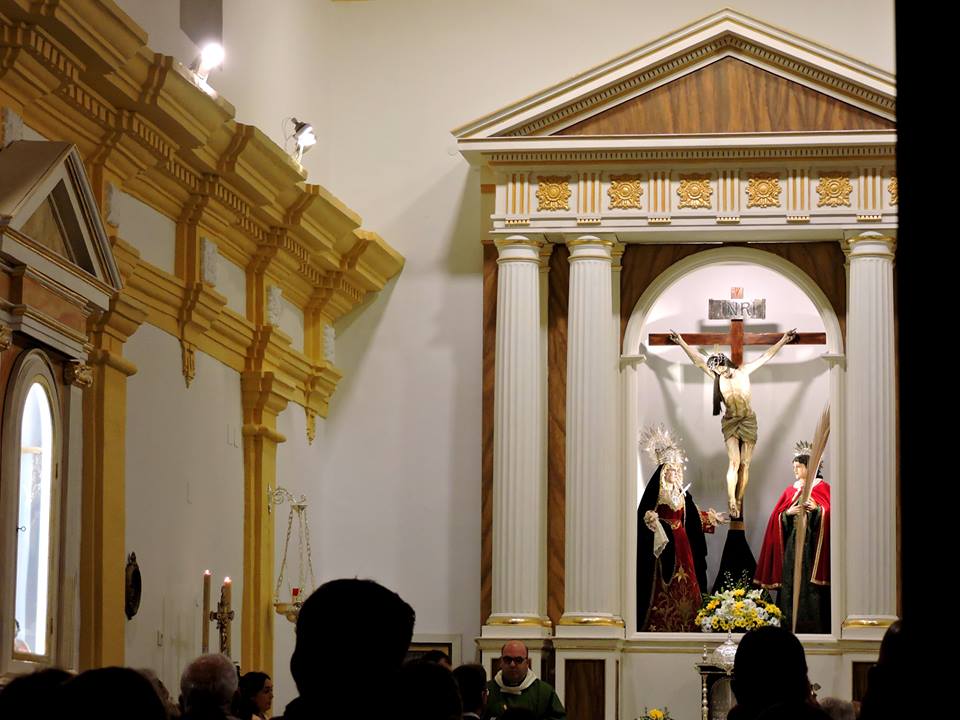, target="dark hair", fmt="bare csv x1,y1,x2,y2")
396,660,461,720
292,578,415,701
232,671,271,719
0,667,72,718
452,664,487,713
421,649,452,665
707,353,737,416
56,667,166,720
732,627,810,715
793,454,824,479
